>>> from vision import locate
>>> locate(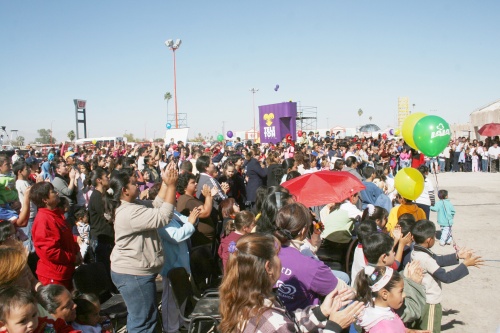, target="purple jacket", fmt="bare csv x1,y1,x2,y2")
276,245,338,311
